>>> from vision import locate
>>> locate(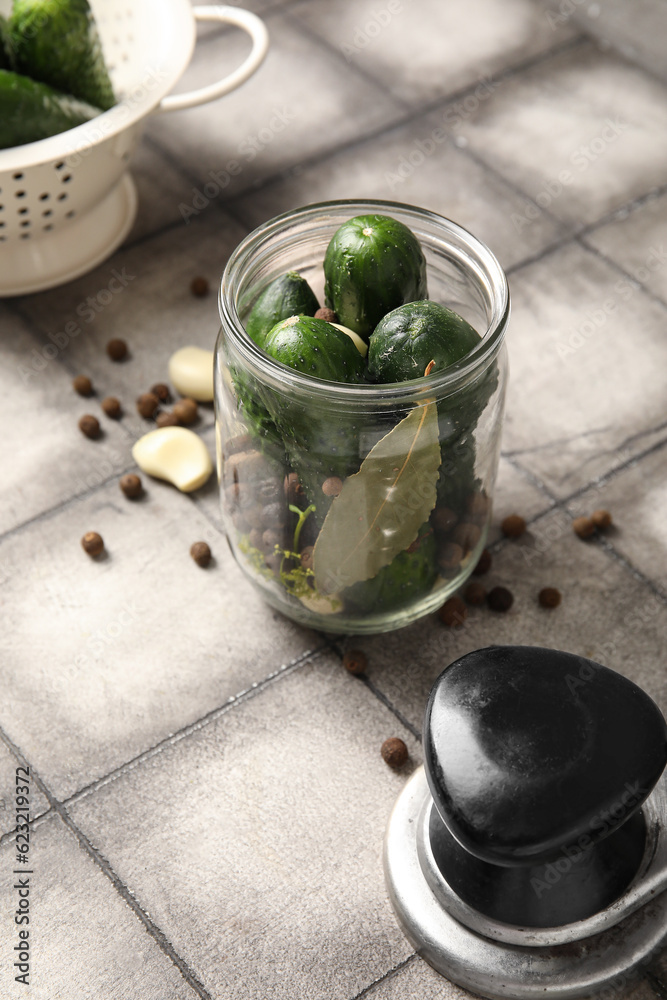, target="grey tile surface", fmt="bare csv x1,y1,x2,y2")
356,504,667,731
3,8,667,998
0,308,131,535
293,0,578,109
503,241,667,498
14,212,243,436
0,477,318,801
146,10,403,202
70,653,419,1000
234,111,566,271
0,744,49,839
454,43,667,229
0,813,196,999
584,190,667,305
